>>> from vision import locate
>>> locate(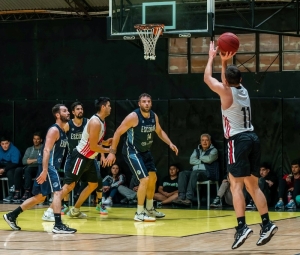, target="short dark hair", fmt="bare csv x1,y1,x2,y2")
0,136,10,143
95,97,110,112
33,131,42,139
138,93,151,101
71,101,83,111
260,162,271,170
169,163,180,171
52,104,66,119
291,159,300,166
225,65,241,86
